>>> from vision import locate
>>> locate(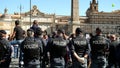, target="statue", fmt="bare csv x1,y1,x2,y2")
4,8,8,14
32,5,38,16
